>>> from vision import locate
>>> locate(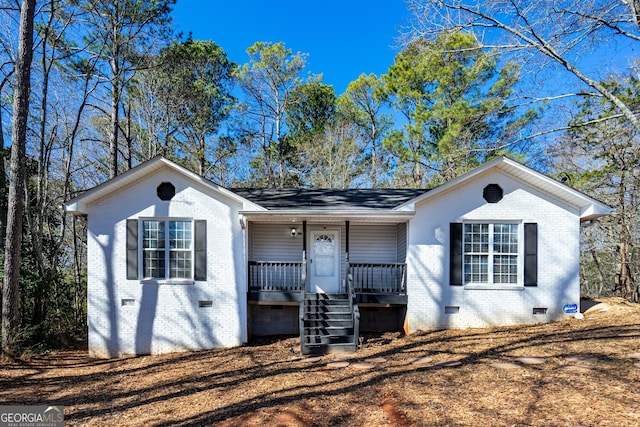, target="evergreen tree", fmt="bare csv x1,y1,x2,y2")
383,32,536,187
